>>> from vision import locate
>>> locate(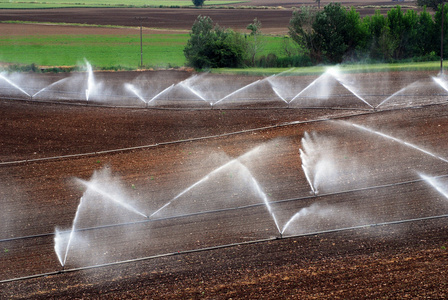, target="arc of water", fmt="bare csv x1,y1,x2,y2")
281,206,310,235
290,76,320,103
326,67,373,108
271,87,288,104
376,80,423,109
76,179,148,218
432,76,448,93
85,60,94,101
54,229,65,266
149,147,281,235
344,121,448,163
147,84,174,104
62,196,84,266
248,171,281,234
419,173,448,200
333,78,373,108
0,73,31,97
124,83,146,104
32,77,69,98
213,80,261,106
149,145,262,218
149,175,210,217
179,82,211,105
300,159,316,195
